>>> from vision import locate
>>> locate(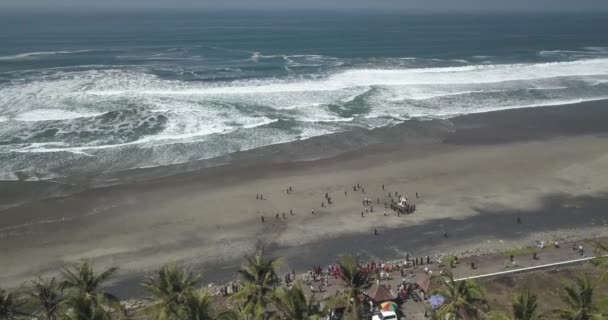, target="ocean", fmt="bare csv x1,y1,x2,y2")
1,11,608,181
